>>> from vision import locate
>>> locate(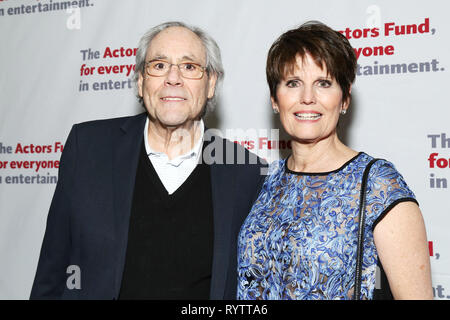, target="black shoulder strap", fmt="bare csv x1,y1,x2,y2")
354,158,380,300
